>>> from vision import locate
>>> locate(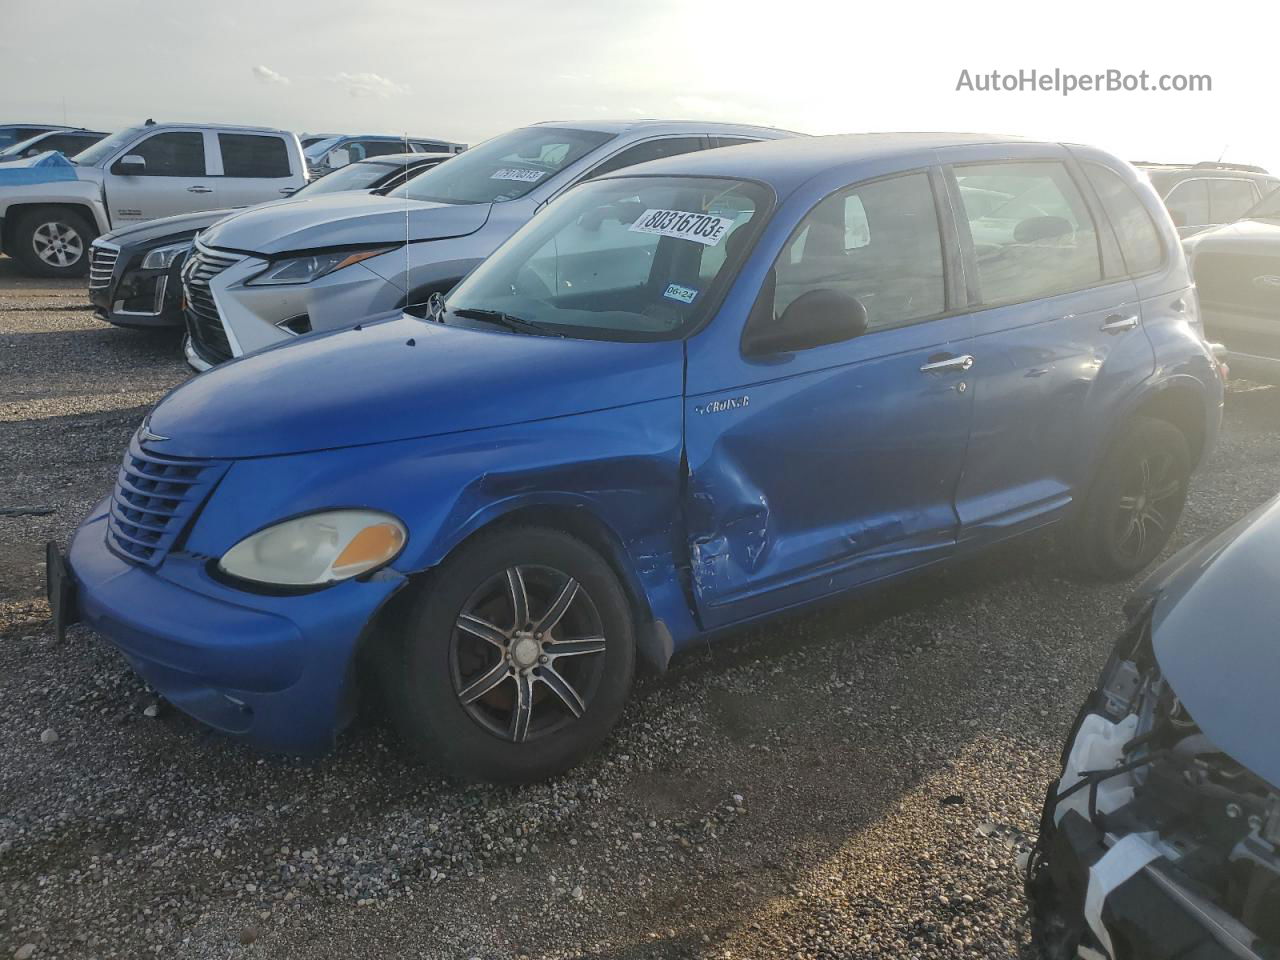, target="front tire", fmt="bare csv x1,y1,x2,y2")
1067,415,1192,580
382,527,635,783
11,208,96,278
